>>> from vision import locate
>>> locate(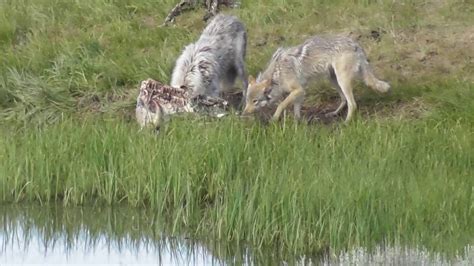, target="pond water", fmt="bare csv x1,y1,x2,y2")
1,205,472,265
